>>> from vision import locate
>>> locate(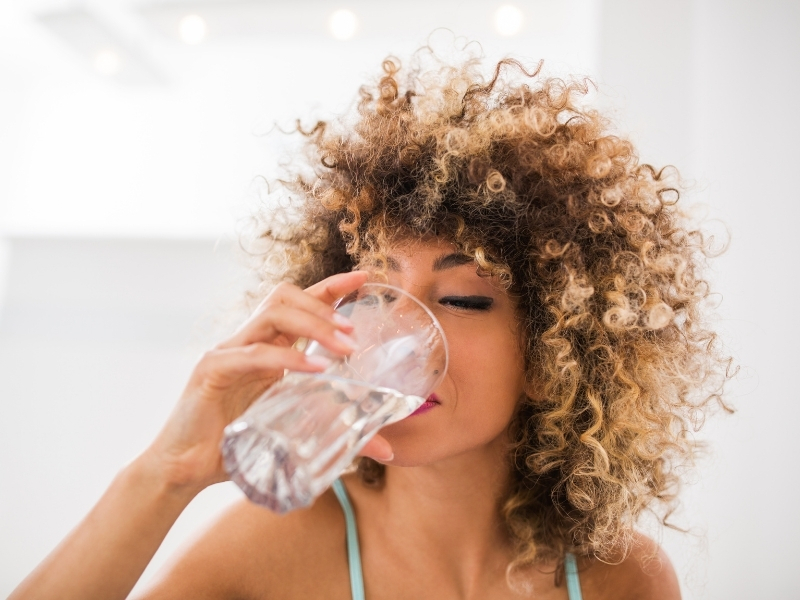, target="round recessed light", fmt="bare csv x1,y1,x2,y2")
328,9,358,41
179,14,207,45
93,48,122,76
494,4,524,37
